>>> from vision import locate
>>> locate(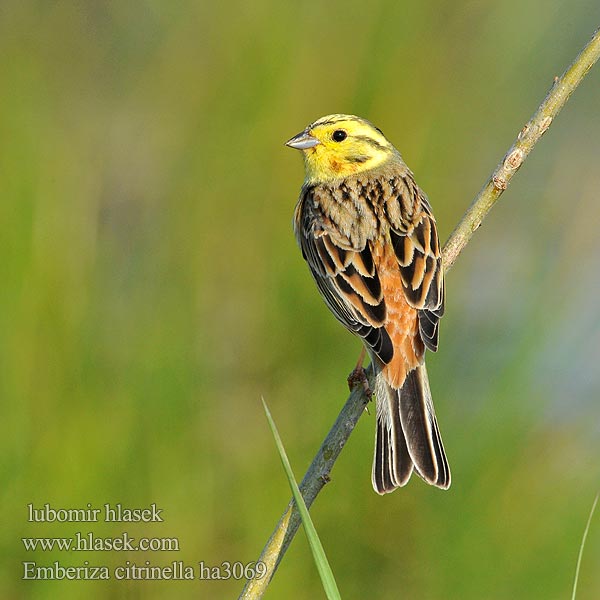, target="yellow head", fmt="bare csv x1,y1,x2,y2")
286,114,400,184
